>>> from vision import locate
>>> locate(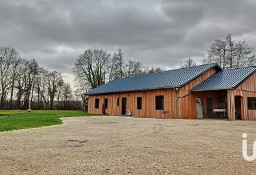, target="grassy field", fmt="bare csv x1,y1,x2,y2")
0,110,94,132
